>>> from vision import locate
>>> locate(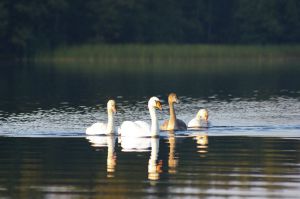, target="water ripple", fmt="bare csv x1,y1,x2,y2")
0,96,299,138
